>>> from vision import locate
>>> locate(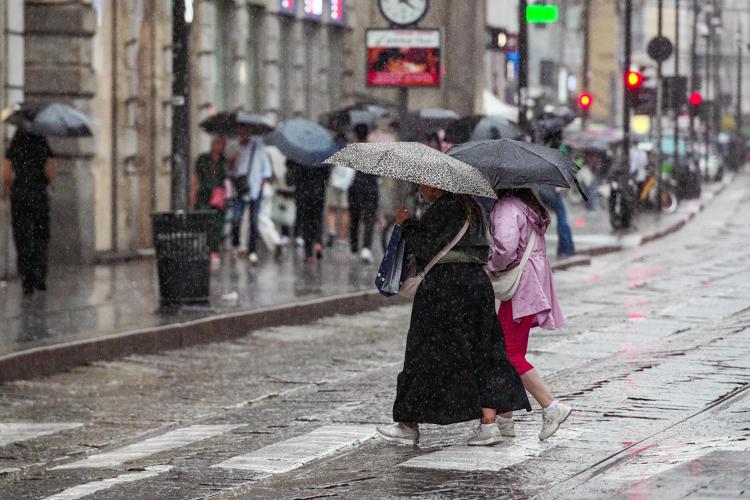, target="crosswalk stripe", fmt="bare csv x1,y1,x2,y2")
214,425,376,473
0,423,83,447
43,465,172,500
51,424,241,470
